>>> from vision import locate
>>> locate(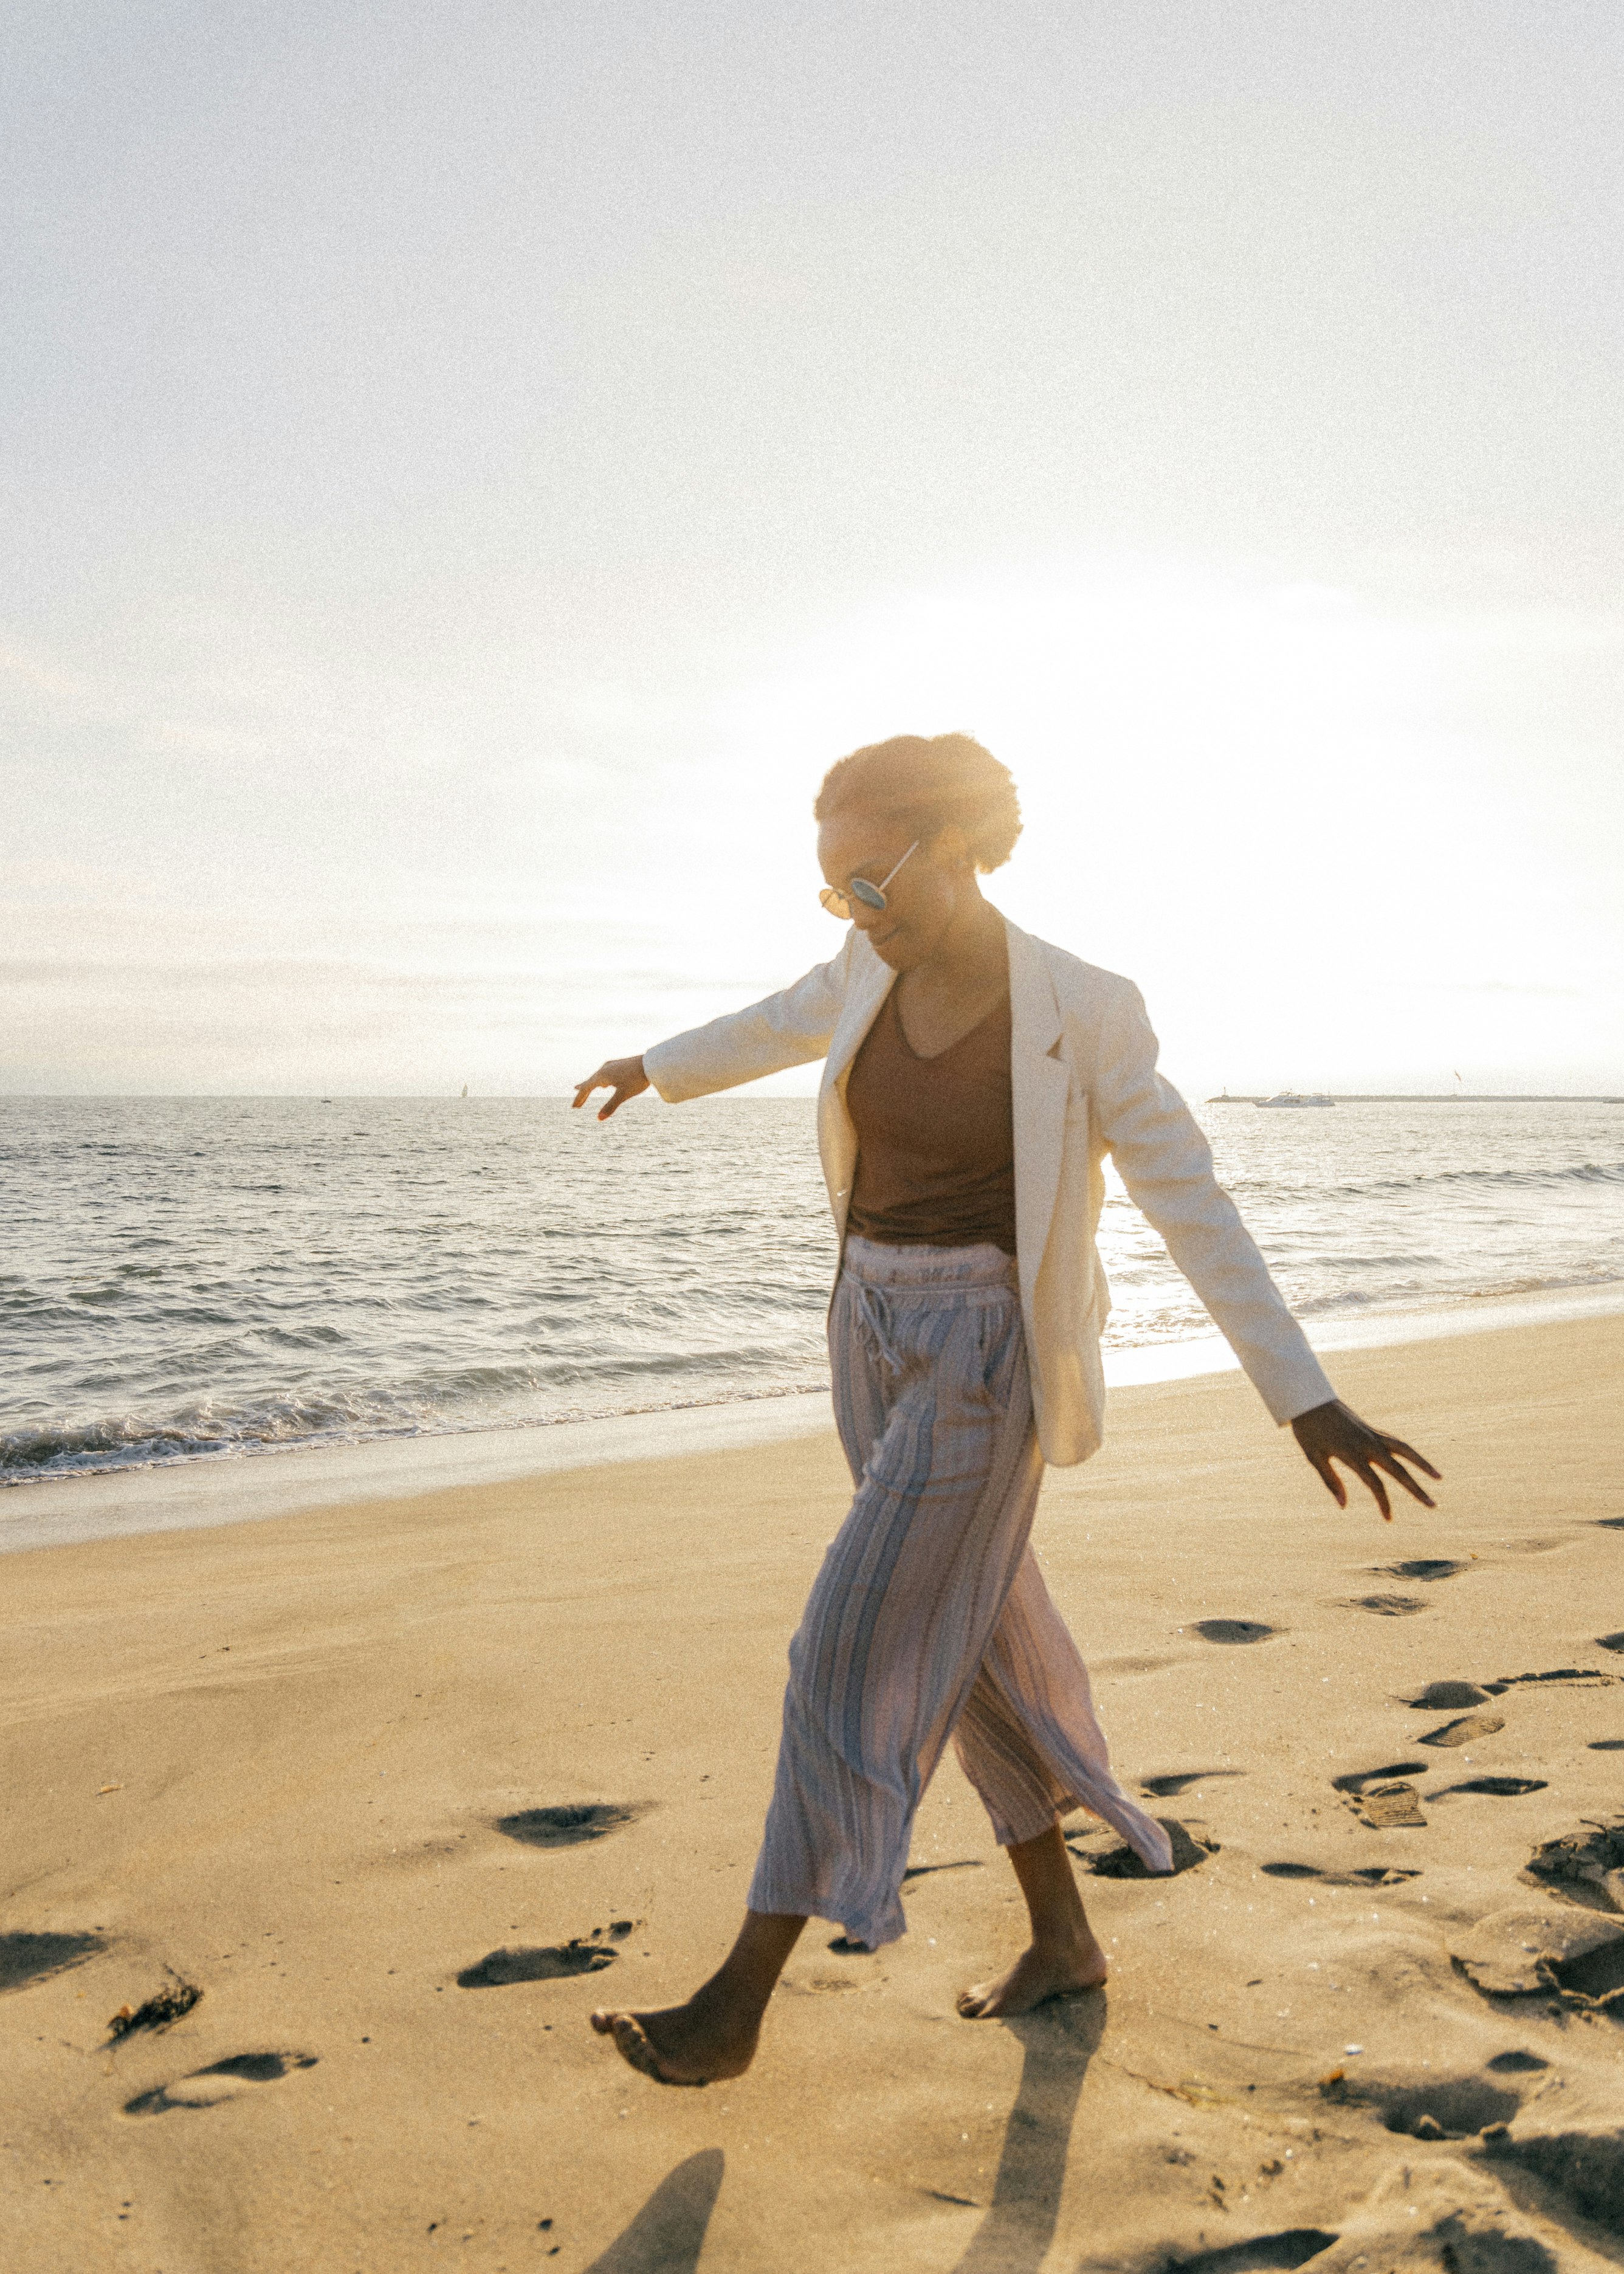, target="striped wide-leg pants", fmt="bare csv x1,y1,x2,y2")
746,1235,1174,1950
